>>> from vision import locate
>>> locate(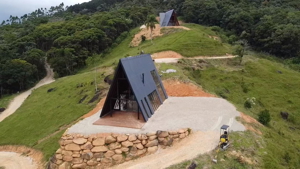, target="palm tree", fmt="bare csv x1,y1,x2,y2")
145,15,158,44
